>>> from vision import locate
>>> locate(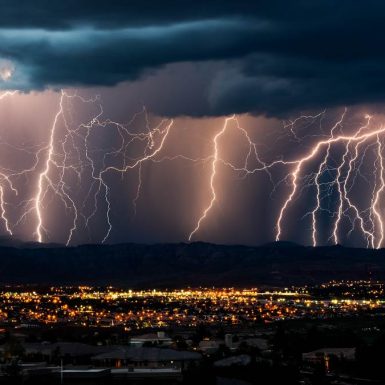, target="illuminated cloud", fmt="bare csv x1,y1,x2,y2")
0,60,14,82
